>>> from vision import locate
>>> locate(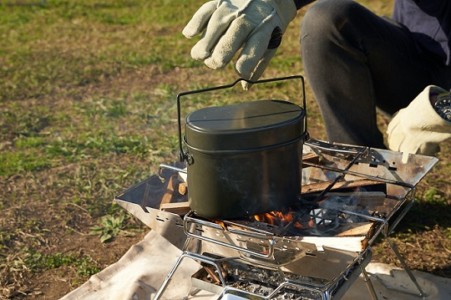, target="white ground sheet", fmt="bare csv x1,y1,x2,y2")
61,231,451,300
